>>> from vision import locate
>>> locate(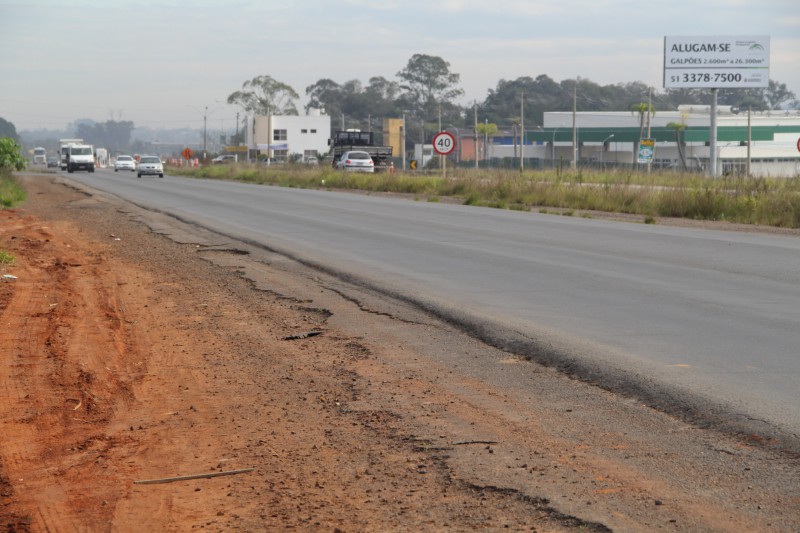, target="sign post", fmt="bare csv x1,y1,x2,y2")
433,131,456,179
637,138,656,165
